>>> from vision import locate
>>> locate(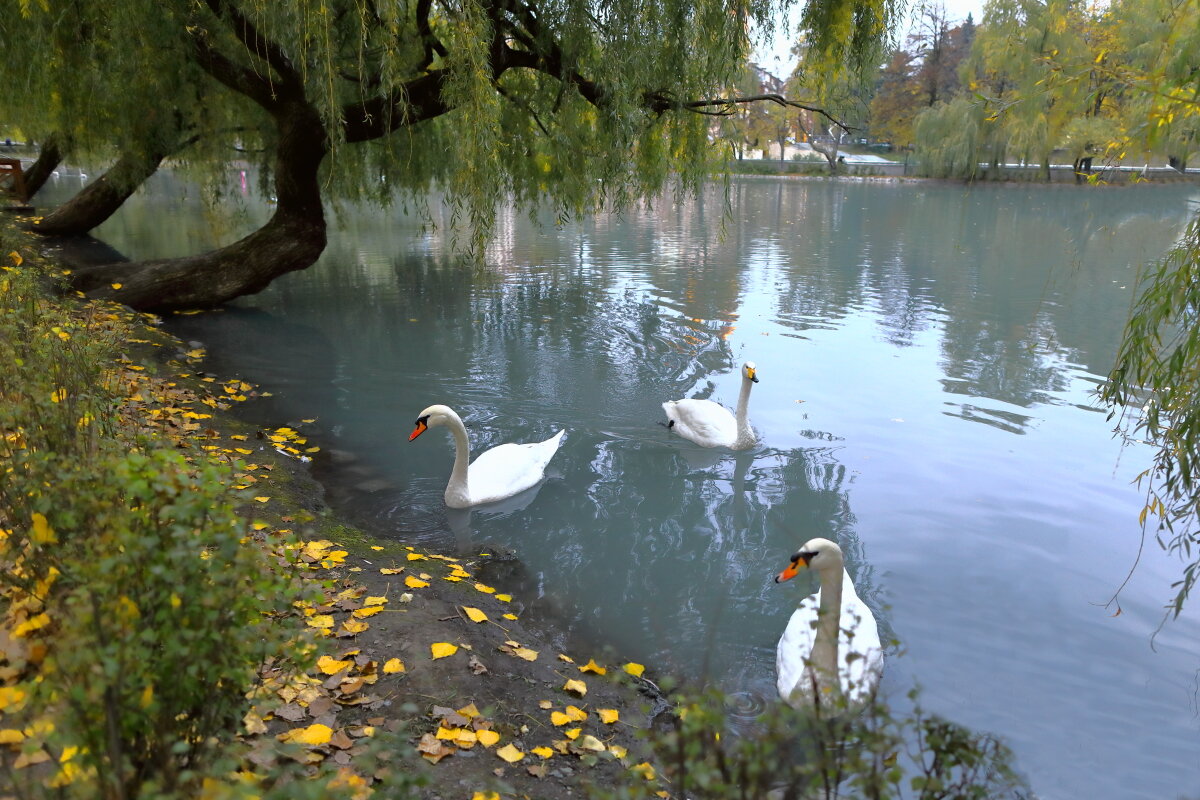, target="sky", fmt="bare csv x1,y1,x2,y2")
752,0,986,78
